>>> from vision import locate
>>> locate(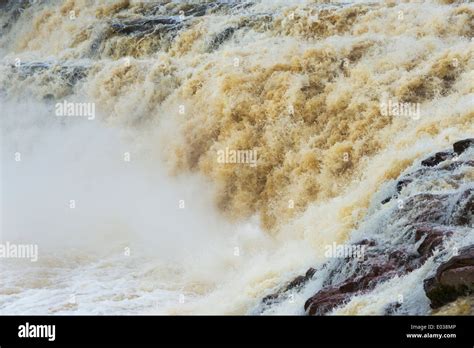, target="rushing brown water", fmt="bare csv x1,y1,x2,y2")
0,0,472,314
